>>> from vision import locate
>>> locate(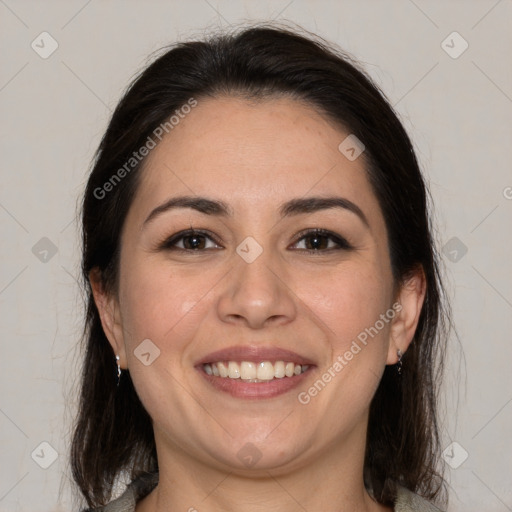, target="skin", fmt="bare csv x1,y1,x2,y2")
91,96,426,512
